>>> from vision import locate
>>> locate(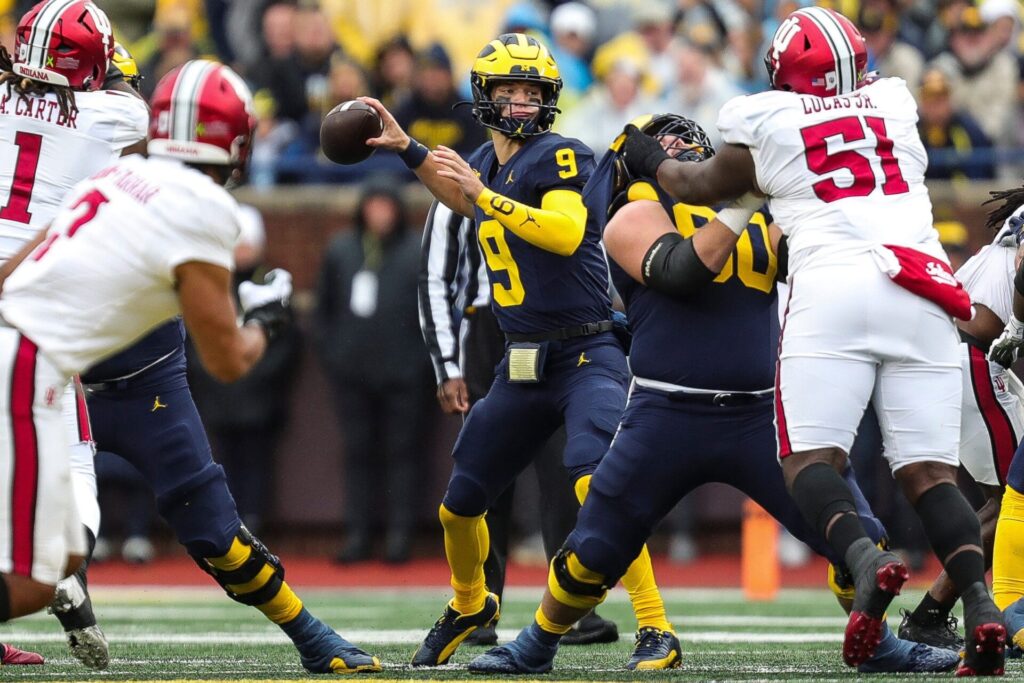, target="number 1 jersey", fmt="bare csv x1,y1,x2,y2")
0,155,240,377
718,77,939,272
0,88,148,260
